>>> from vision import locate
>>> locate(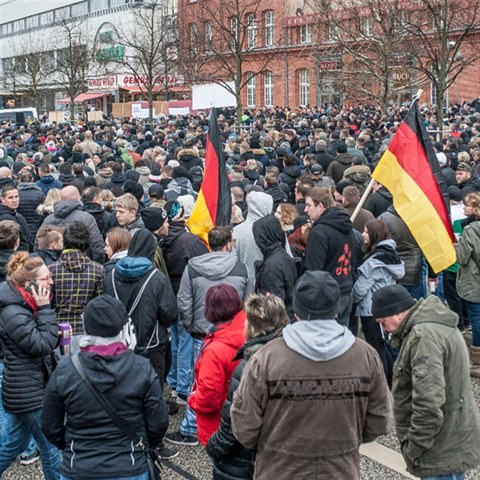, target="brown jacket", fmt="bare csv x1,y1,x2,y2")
231,335,393,479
